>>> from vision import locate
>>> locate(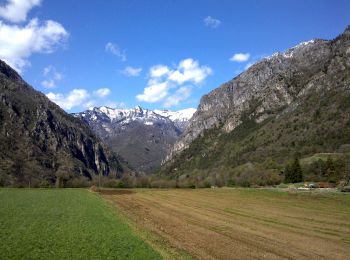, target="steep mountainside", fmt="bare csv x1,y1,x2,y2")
0,60,124,187
161,26,350,178
73,106,195,173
